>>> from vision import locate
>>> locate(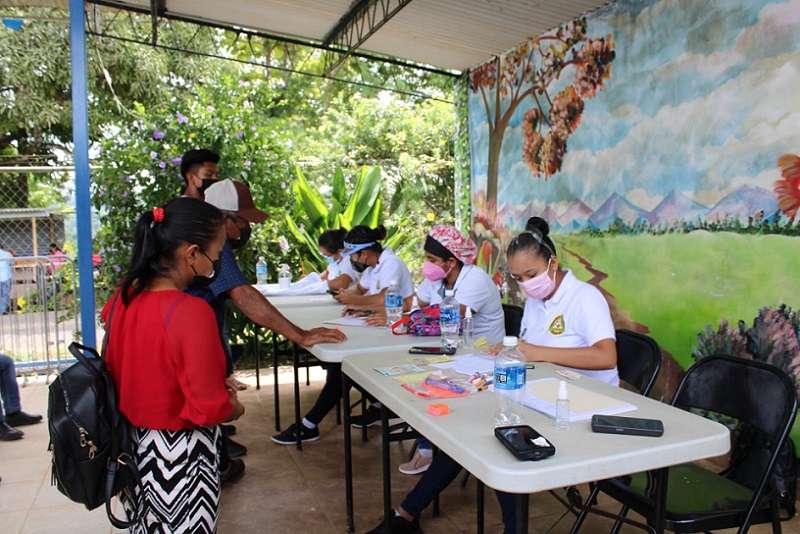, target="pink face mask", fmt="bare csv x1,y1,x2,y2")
422,260,449,282
519,259,556,300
